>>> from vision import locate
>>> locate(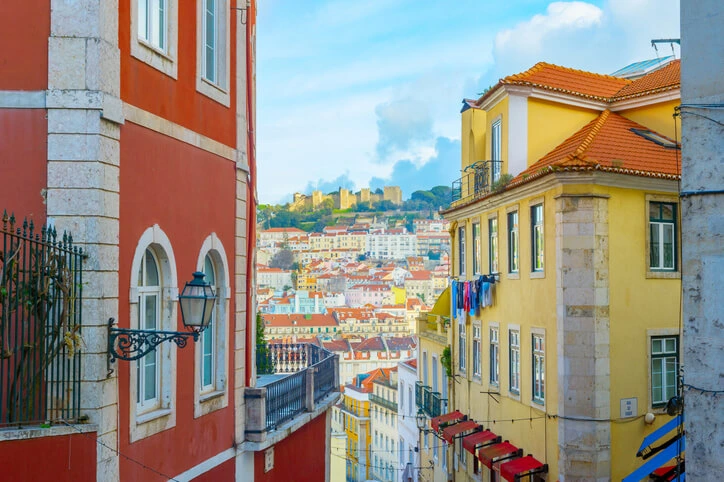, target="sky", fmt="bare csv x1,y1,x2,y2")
256,0,680,204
